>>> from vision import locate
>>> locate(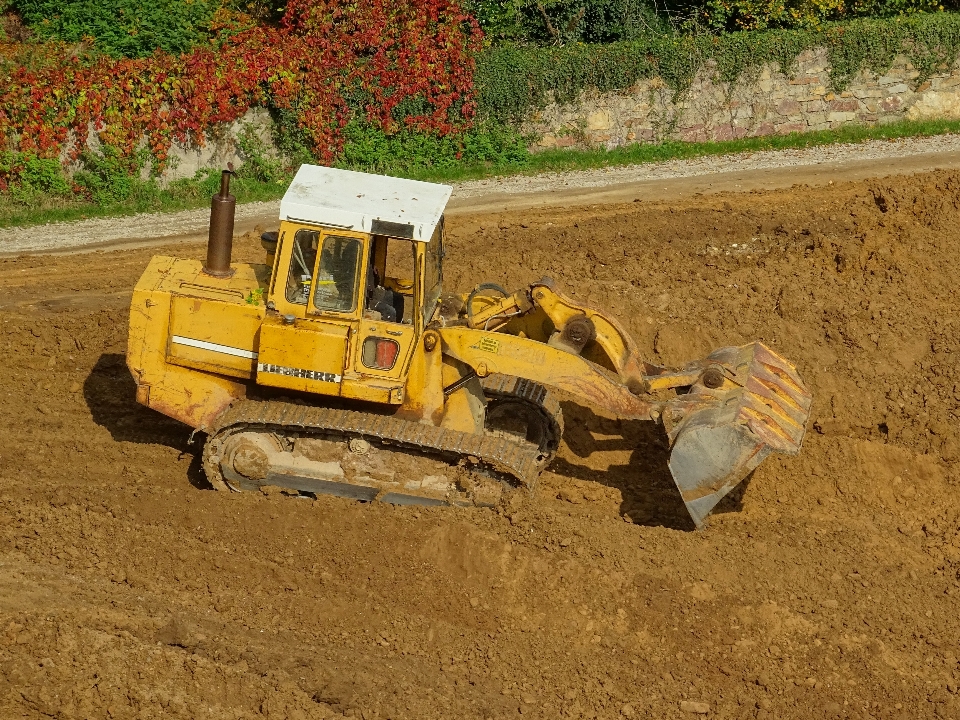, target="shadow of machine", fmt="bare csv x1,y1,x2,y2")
554,400,749,531
83,353,207,489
